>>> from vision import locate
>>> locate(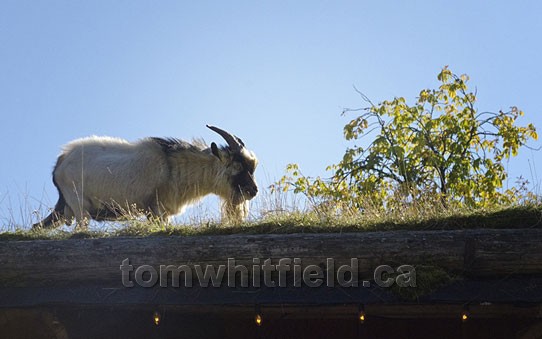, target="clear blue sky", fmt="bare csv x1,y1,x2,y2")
1,1,541,229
